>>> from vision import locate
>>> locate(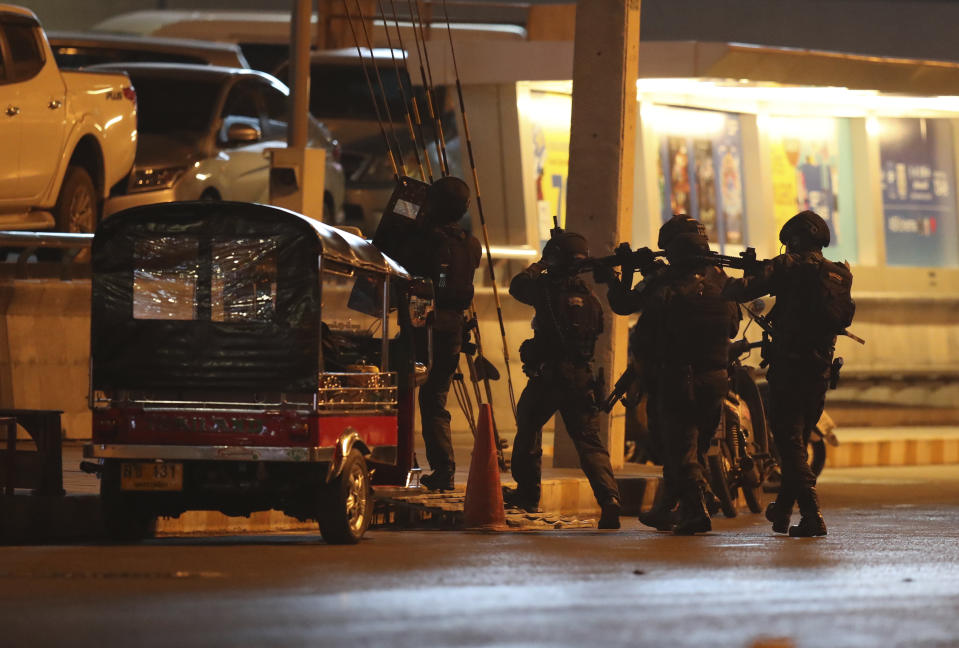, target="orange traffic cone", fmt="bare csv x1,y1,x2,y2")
463,403,507,530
